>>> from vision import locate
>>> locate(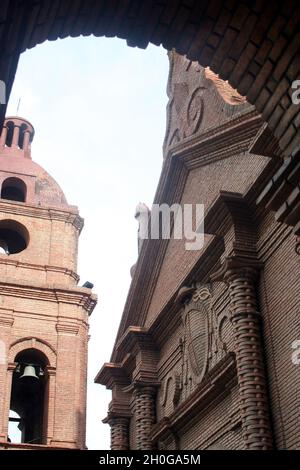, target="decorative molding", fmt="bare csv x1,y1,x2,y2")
0,282,97,315
249,122,282,157
9,337,57,366
117,326,159,385
95,360,130,389
0,200,79,225
0,309,14,327
0,258,79,283
166,108,261,169
56,322,79,336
